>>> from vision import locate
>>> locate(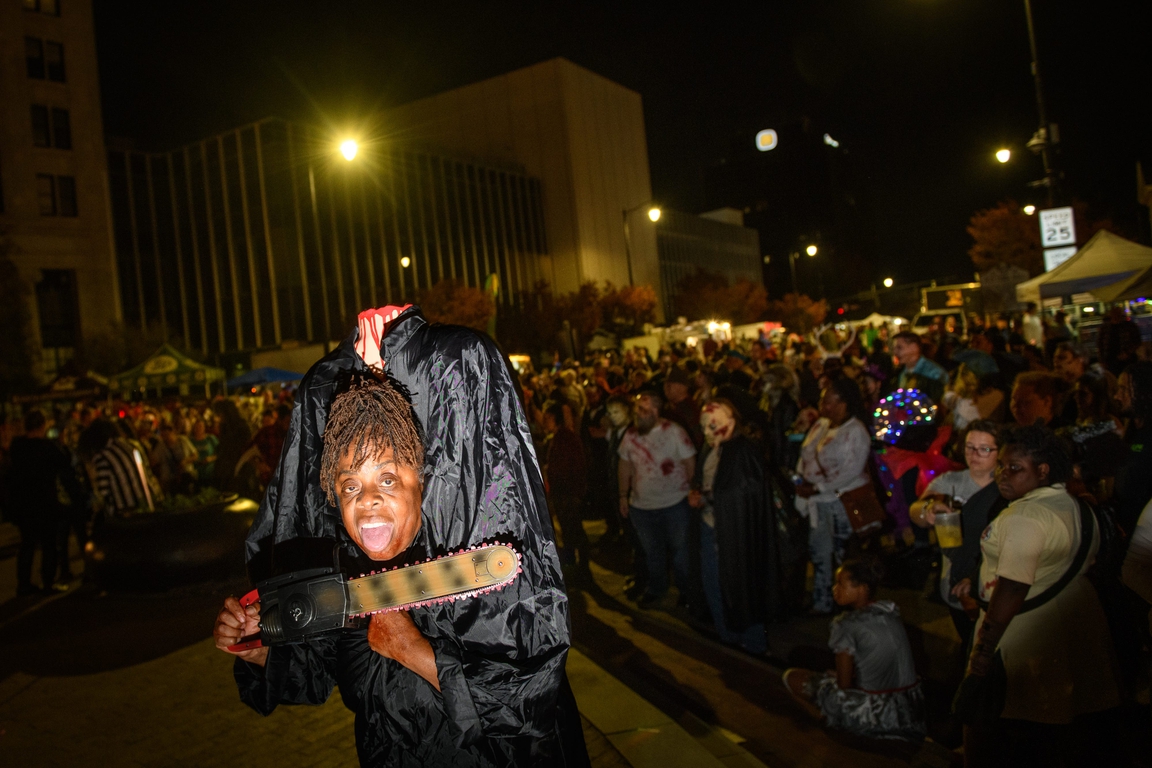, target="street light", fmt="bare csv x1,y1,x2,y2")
340,139,359,161
883,277,894,288
996,148,1011,164
622,202,662,286
789,246,818,294
400,256,411,268
1023,204,1036,215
